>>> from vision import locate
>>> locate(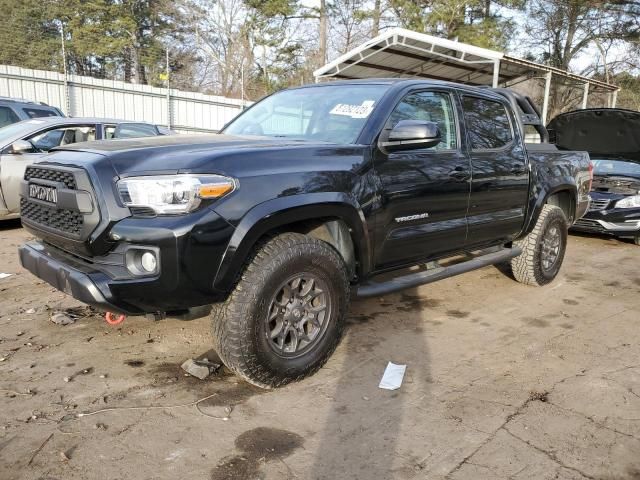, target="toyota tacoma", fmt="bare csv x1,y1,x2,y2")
19,79,591,388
